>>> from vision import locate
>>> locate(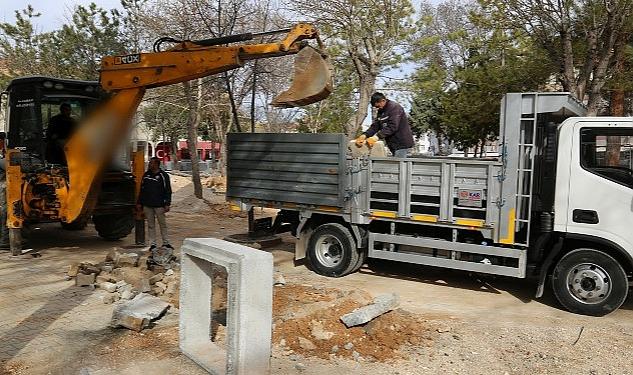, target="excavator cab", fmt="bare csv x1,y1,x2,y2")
5,76,104,166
